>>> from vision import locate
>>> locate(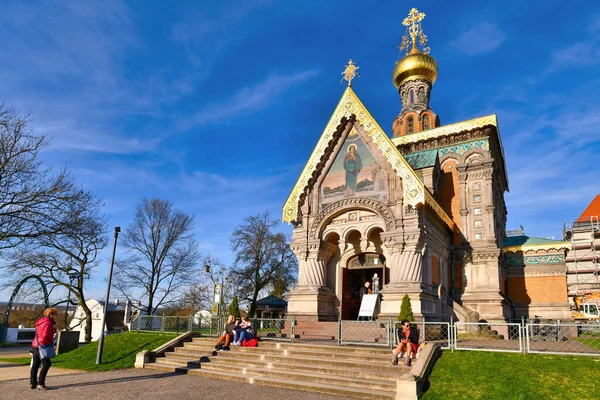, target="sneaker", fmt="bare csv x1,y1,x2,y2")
37,385,49,391
214,345,220,351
